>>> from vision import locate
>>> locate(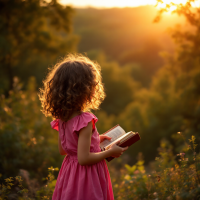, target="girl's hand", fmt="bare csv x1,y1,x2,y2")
109,141,128,158
99,135,112,143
